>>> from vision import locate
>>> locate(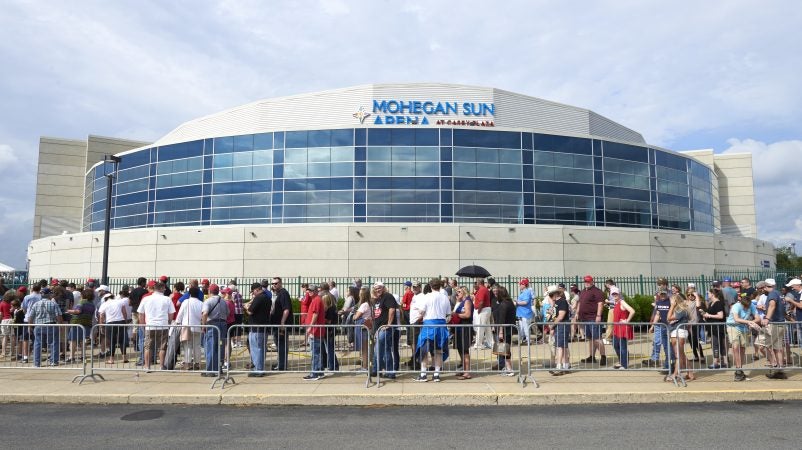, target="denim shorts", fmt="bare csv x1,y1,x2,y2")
583,323,602,340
